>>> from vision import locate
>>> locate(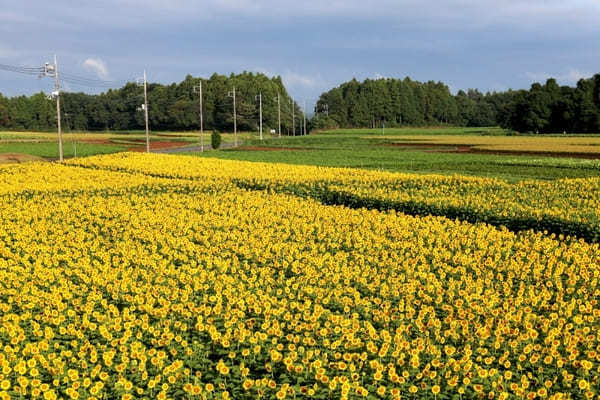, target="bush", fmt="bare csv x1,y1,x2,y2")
211,130,221,149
